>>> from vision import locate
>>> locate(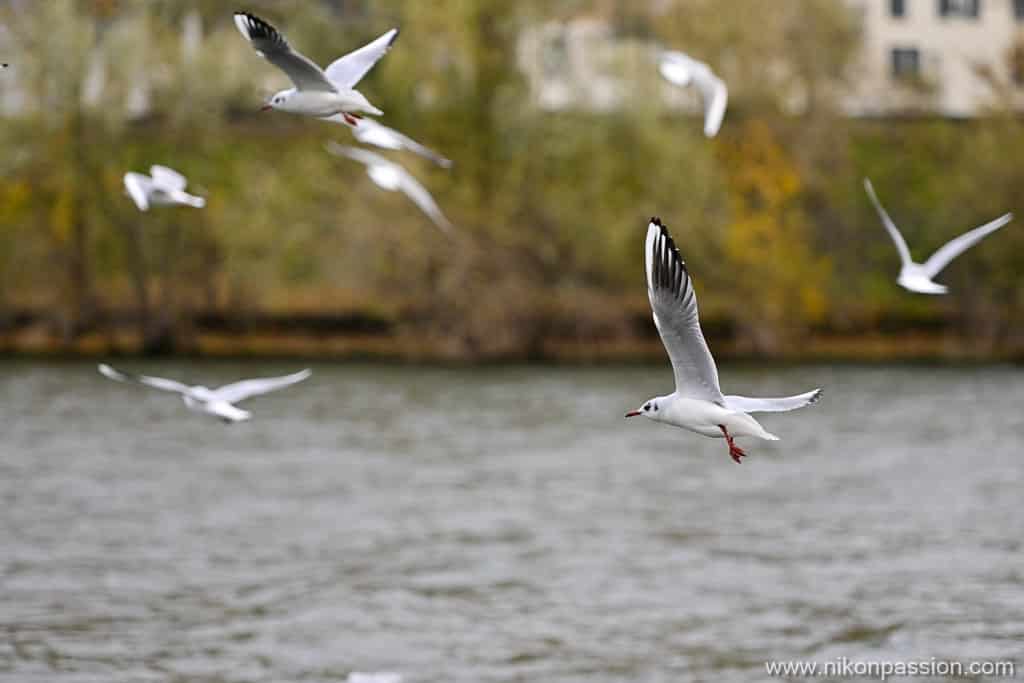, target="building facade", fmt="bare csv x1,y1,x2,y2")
845,0,1024,116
